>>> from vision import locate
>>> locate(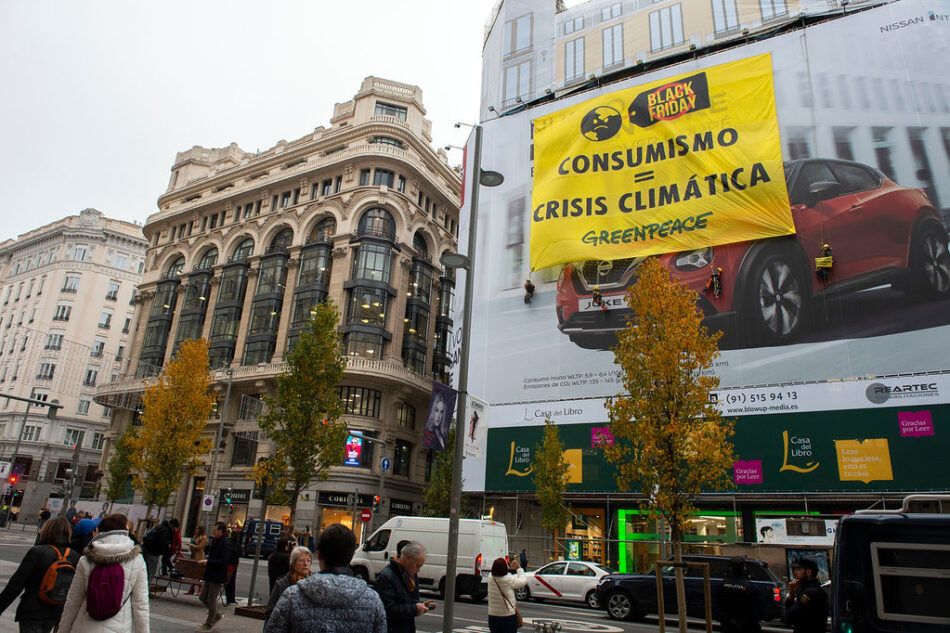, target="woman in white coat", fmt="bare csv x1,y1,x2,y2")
487,557,527,633
58,513,149,633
